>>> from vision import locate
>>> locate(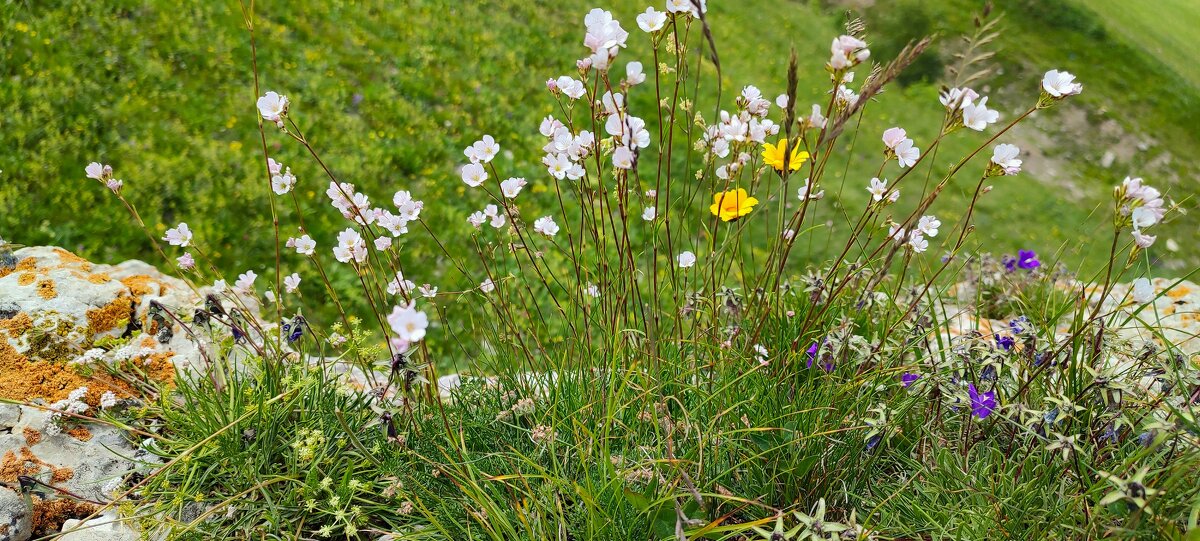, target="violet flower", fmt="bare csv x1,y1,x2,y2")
968,383,997,419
